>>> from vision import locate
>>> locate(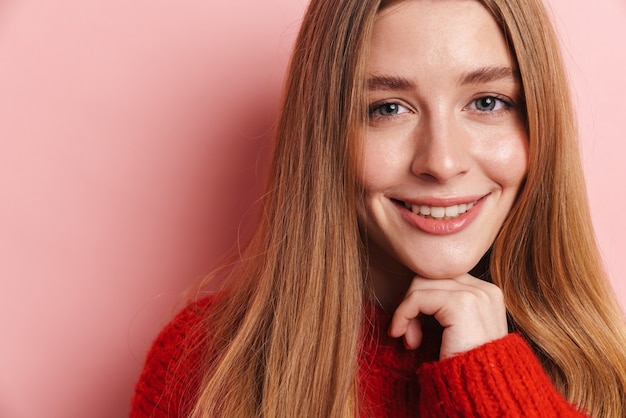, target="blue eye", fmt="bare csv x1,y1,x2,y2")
369,102,409,118
471,96,510,112
377,103,401,116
